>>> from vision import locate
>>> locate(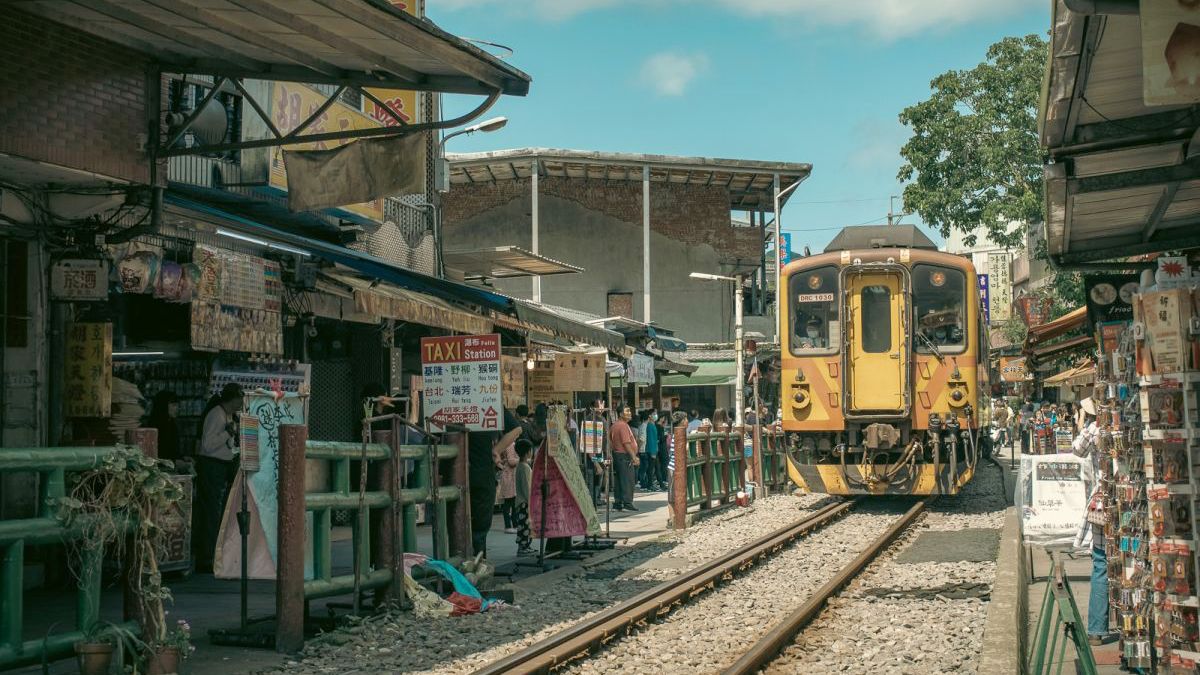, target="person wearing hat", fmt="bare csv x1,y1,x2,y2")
744,406,758,427
194,382,244,573
1071,396,1111,644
